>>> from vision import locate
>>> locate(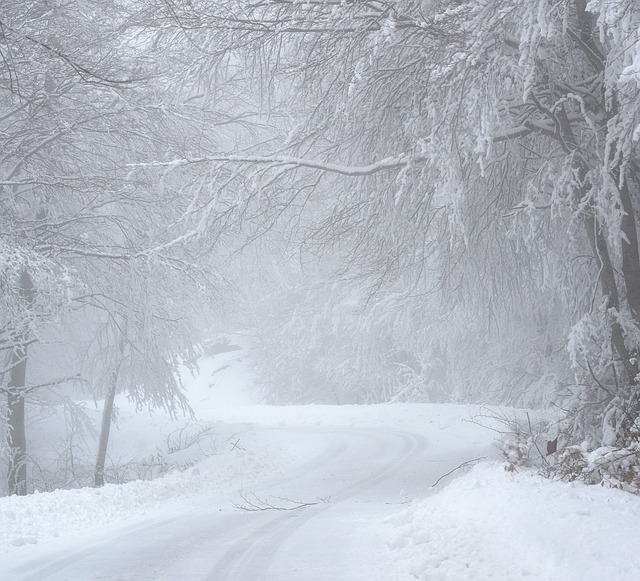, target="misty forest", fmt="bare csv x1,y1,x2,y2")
2,1,640,578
